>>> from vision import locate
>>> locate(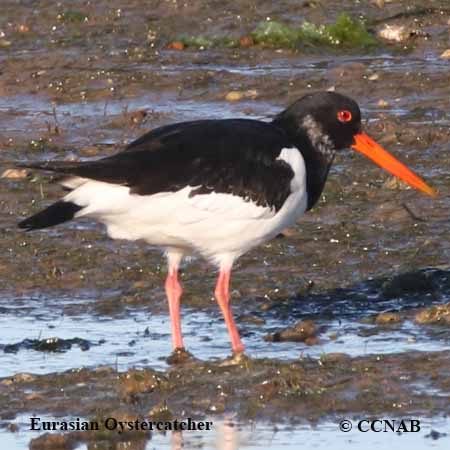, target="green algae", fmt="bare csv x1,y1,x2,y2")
252,13,377,49
176,35,215,49
325,13,377,47
251,20,300,48
175,35,240,49
173,14,377,51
